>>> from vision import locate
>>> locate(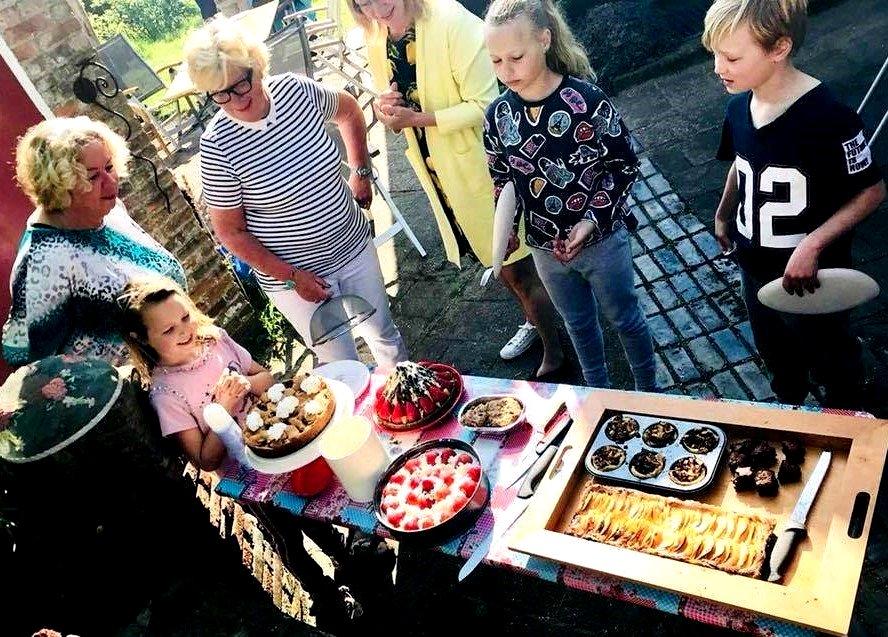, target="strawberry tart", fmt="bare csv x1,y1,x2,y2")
374,361,461,430
377,443,486,535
